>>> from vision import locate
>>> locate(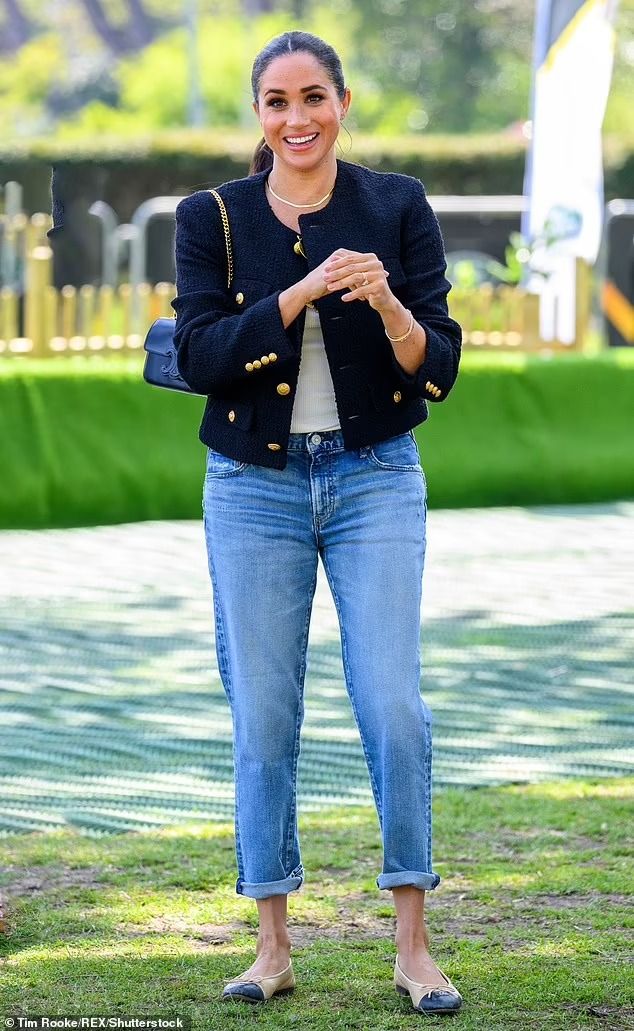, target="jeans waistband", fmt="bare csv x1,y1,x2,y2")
287,429,347,453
